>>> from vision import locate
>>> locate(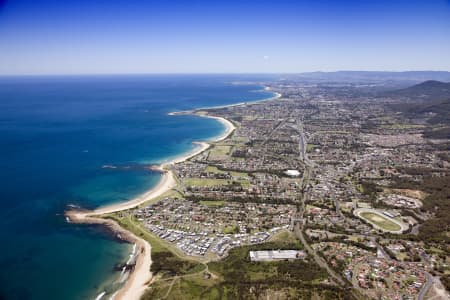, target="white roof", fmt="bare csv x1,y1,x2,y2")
285,170,301,176
249,250,305,261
